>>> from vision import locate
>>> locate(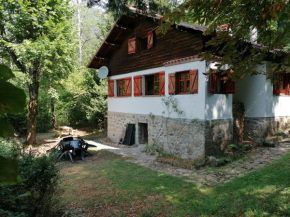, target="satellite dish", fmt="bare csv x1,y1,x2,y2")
98,66,109,79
